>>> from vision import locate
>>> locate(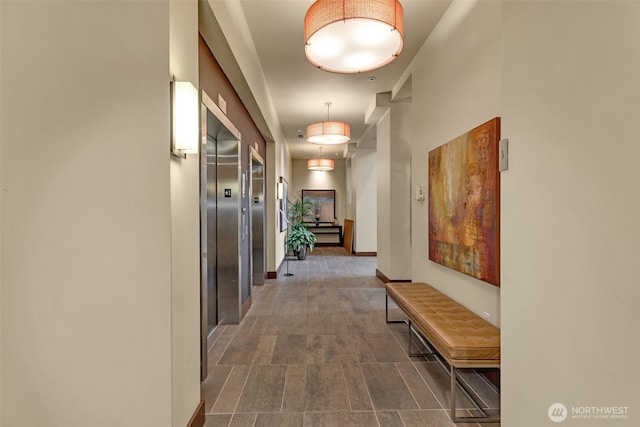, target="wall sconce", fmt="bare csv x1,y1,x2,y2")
277,181,284,200
171,76,199,158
